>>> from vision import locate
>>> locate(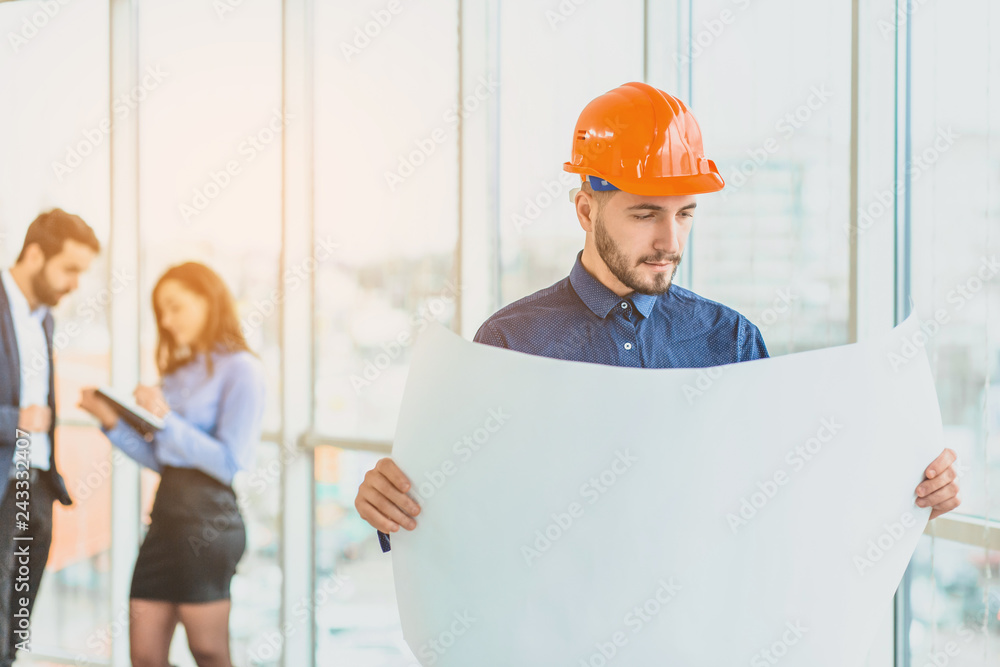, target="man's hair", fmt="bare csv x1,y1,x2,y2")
580,179,617,212
16,208,100,262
